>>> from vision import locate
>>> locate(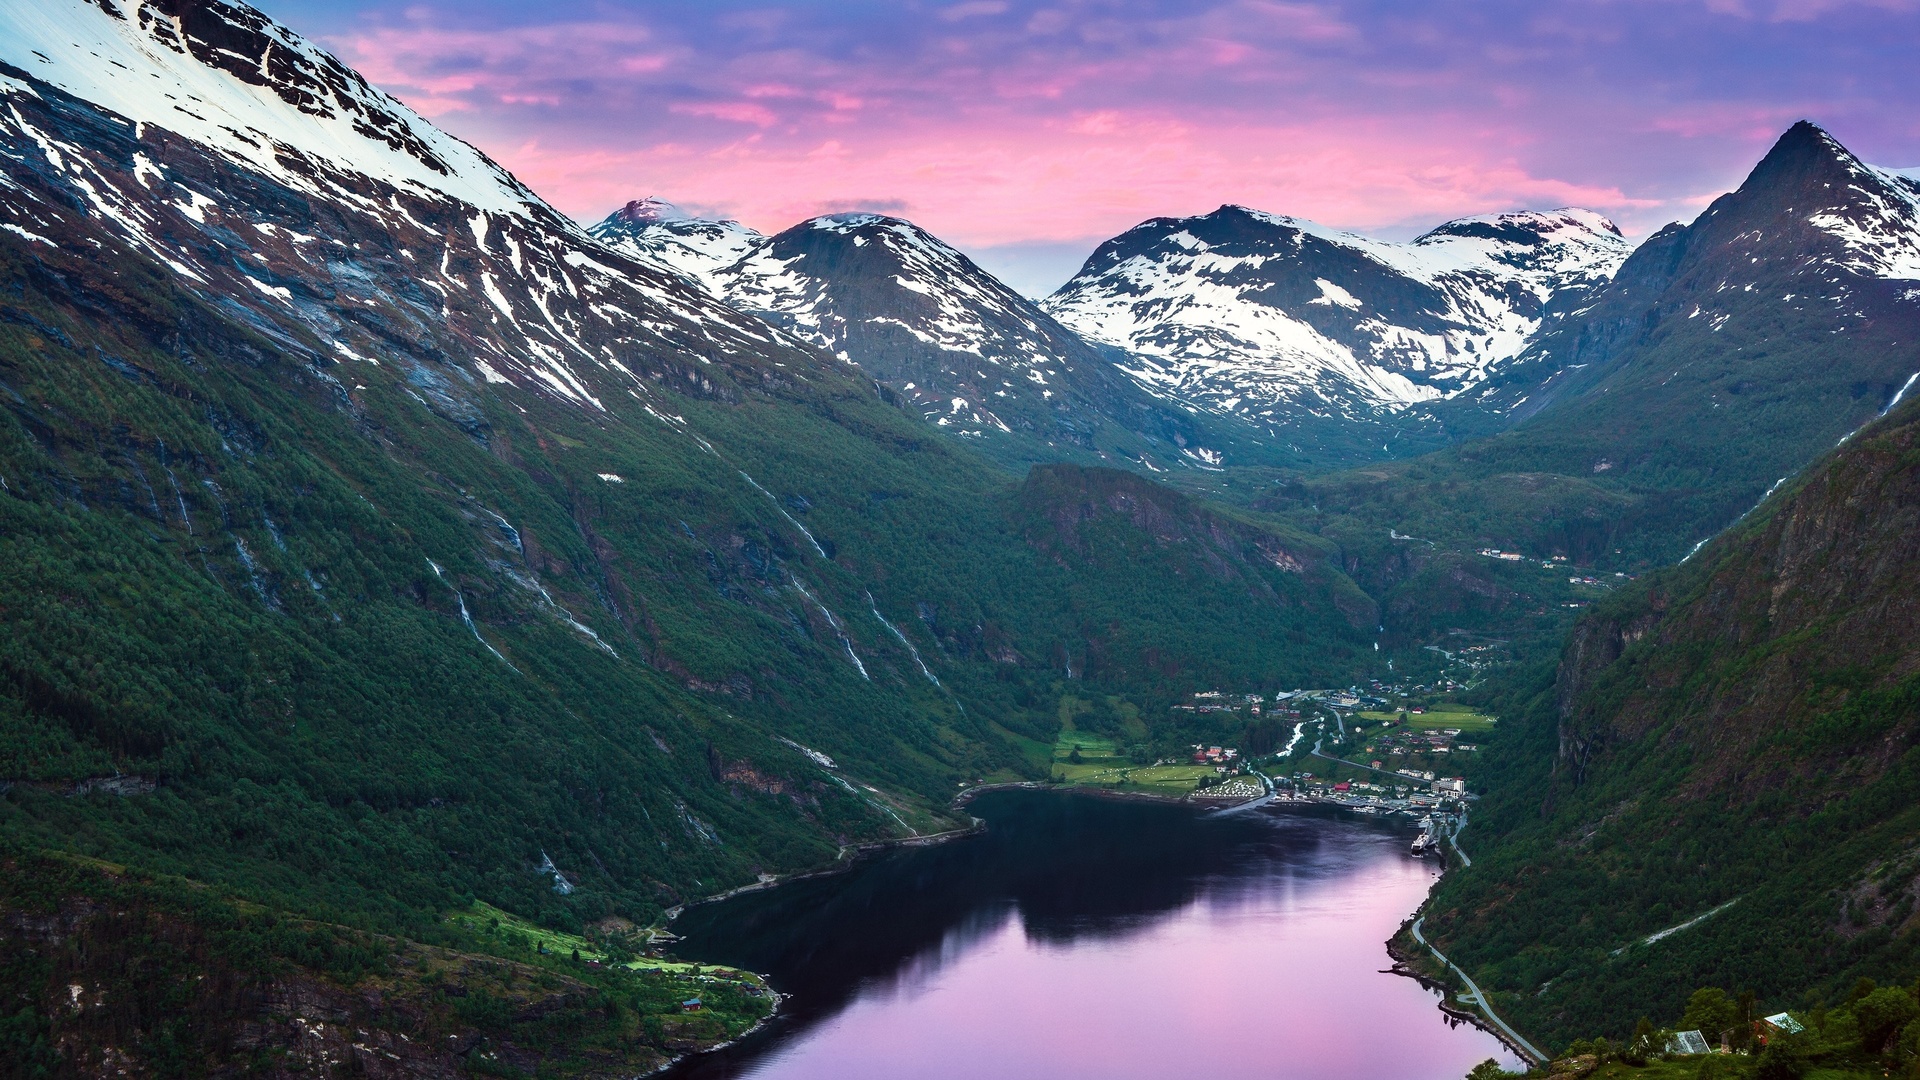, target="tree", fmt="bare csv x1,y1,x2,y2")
1464,1059,1510,1080
1626,1016,1663,1066
1753,1027,1813,1080
1733,991,1758,1052
1848,978,1879,1005
1851,987,1919,1055
1685,988,1739,1044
